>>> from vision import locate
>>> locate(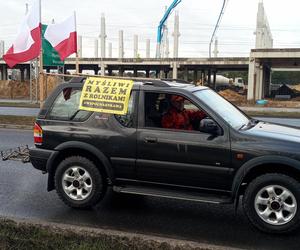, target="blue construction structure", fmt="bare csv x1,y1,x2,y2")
156,0,182,58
